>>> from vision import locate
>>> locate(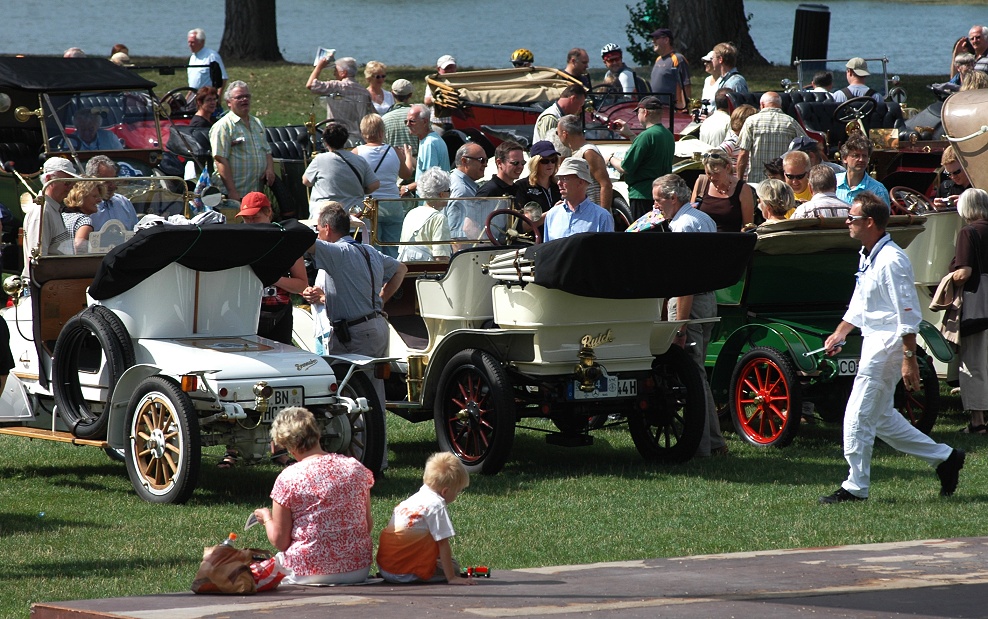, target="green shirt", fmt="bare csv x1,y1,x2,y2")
621,123,674,200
